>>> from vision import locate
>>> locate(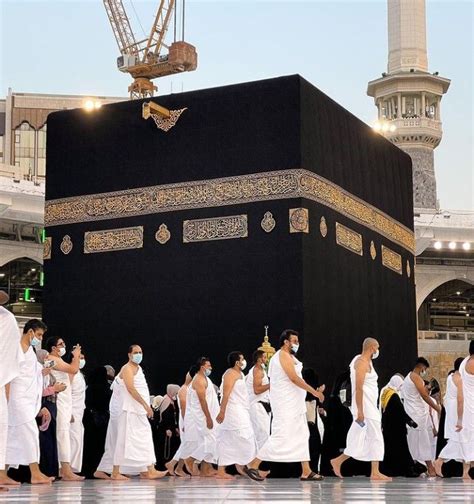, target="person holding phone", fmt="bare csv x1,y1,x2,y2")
331,338,390,481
